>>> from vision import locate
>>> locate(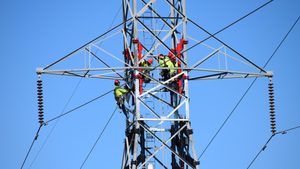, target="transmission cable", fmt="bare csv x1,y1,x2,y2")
198,15,300,160
45,88,114,124
246,124,300,169
184,0,273,53
20,125,43,169
20,88,113,169
188,18,267,73
80,106,118,169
